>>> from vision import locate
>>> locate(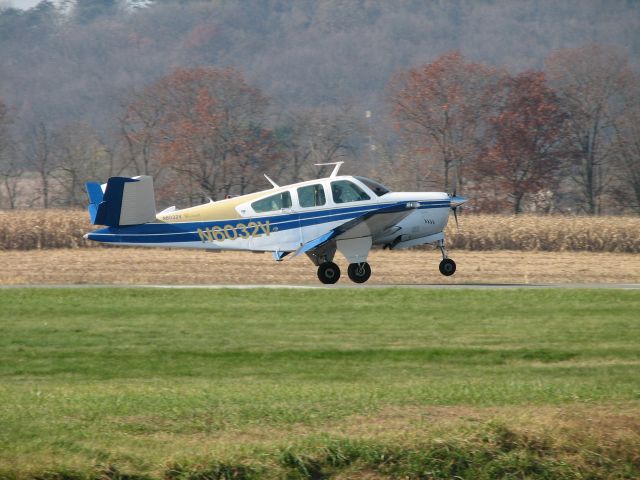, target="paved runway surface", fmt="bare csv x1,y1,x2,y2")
2,283,639,289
